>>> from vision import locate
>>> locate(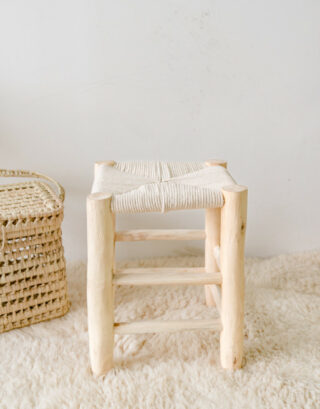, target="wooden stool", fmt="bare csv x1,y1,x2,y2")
87,160,247,375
